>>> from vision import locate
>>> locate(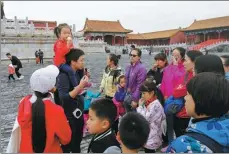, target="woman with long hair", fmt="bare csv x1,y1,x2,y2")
16,65,71,153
